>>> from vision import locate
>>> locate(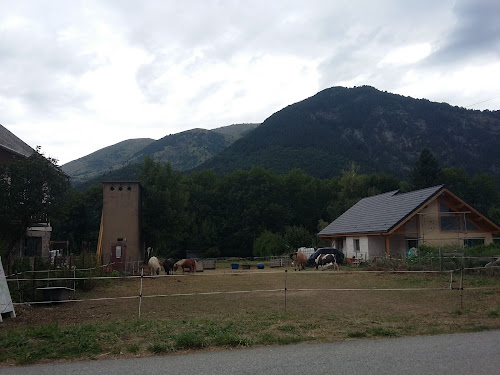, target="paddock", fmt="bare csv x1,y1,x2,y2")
3,265,500,365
